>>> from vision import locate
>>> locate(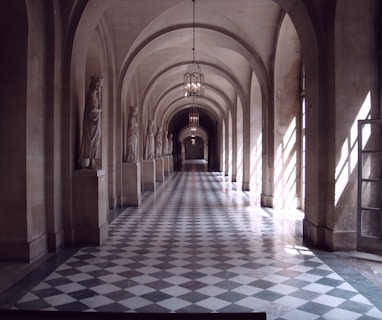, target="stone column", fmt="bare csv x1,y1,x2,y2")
231,105,238,182
73,169,108,246
122,162,142,206
242,108,251,191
